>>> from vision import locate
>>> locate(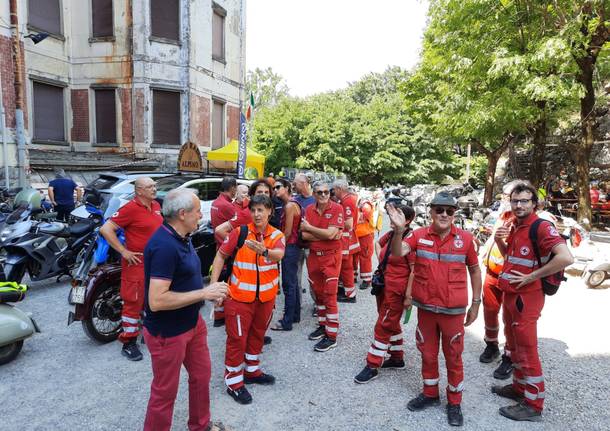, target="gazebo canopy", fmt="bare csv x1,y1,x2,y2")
206,140,265,178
